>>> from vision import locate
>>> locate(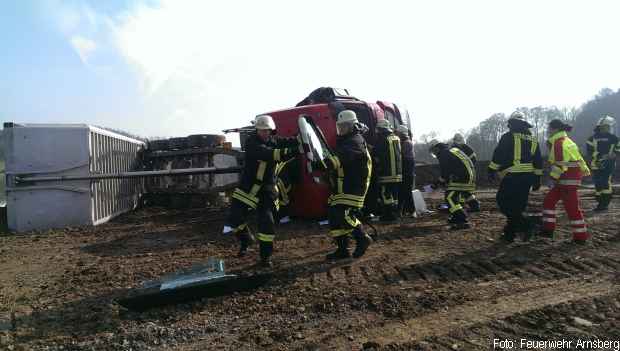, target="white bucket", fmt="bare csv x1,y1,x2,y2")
412,189,430,215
